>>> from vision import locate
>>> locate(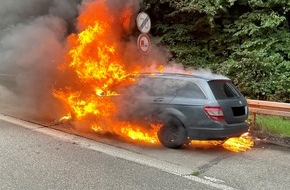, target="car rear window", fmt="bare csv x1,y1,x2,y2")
208,80,241,100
